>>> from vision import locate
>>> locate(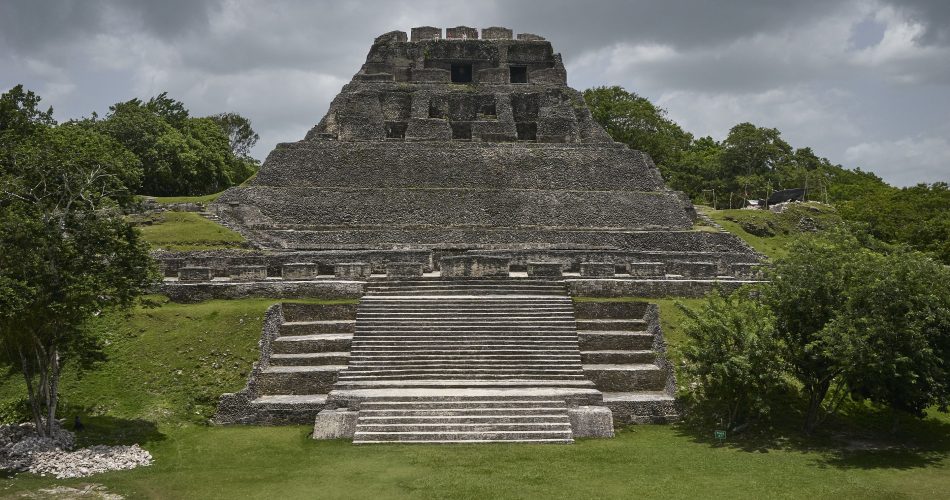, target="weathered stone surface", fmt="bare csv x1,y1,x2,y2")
334,262,372,279
230,265,267,281
482,26,513,40
446,26,479,39
282,262,318,280
628,262,666,278
526,262,562,277
411,26,441,41
517,33,546,41
668,260,719,278
440,255,510,277
566,278,756,298
161,279,363,303
312,409,358,439
568,406,615,438
580,262,616,277
178,266,212,282
386,261,424,278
